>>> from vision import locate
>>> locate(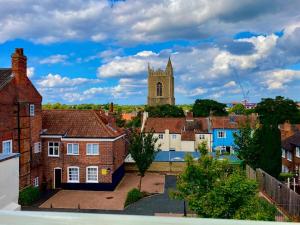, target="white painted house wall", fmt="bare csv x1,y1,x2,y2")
0,154,20,210
154,130,212,152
